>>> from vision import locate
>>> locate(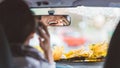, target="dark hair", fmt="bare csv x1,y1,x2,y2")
0,0,35,43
